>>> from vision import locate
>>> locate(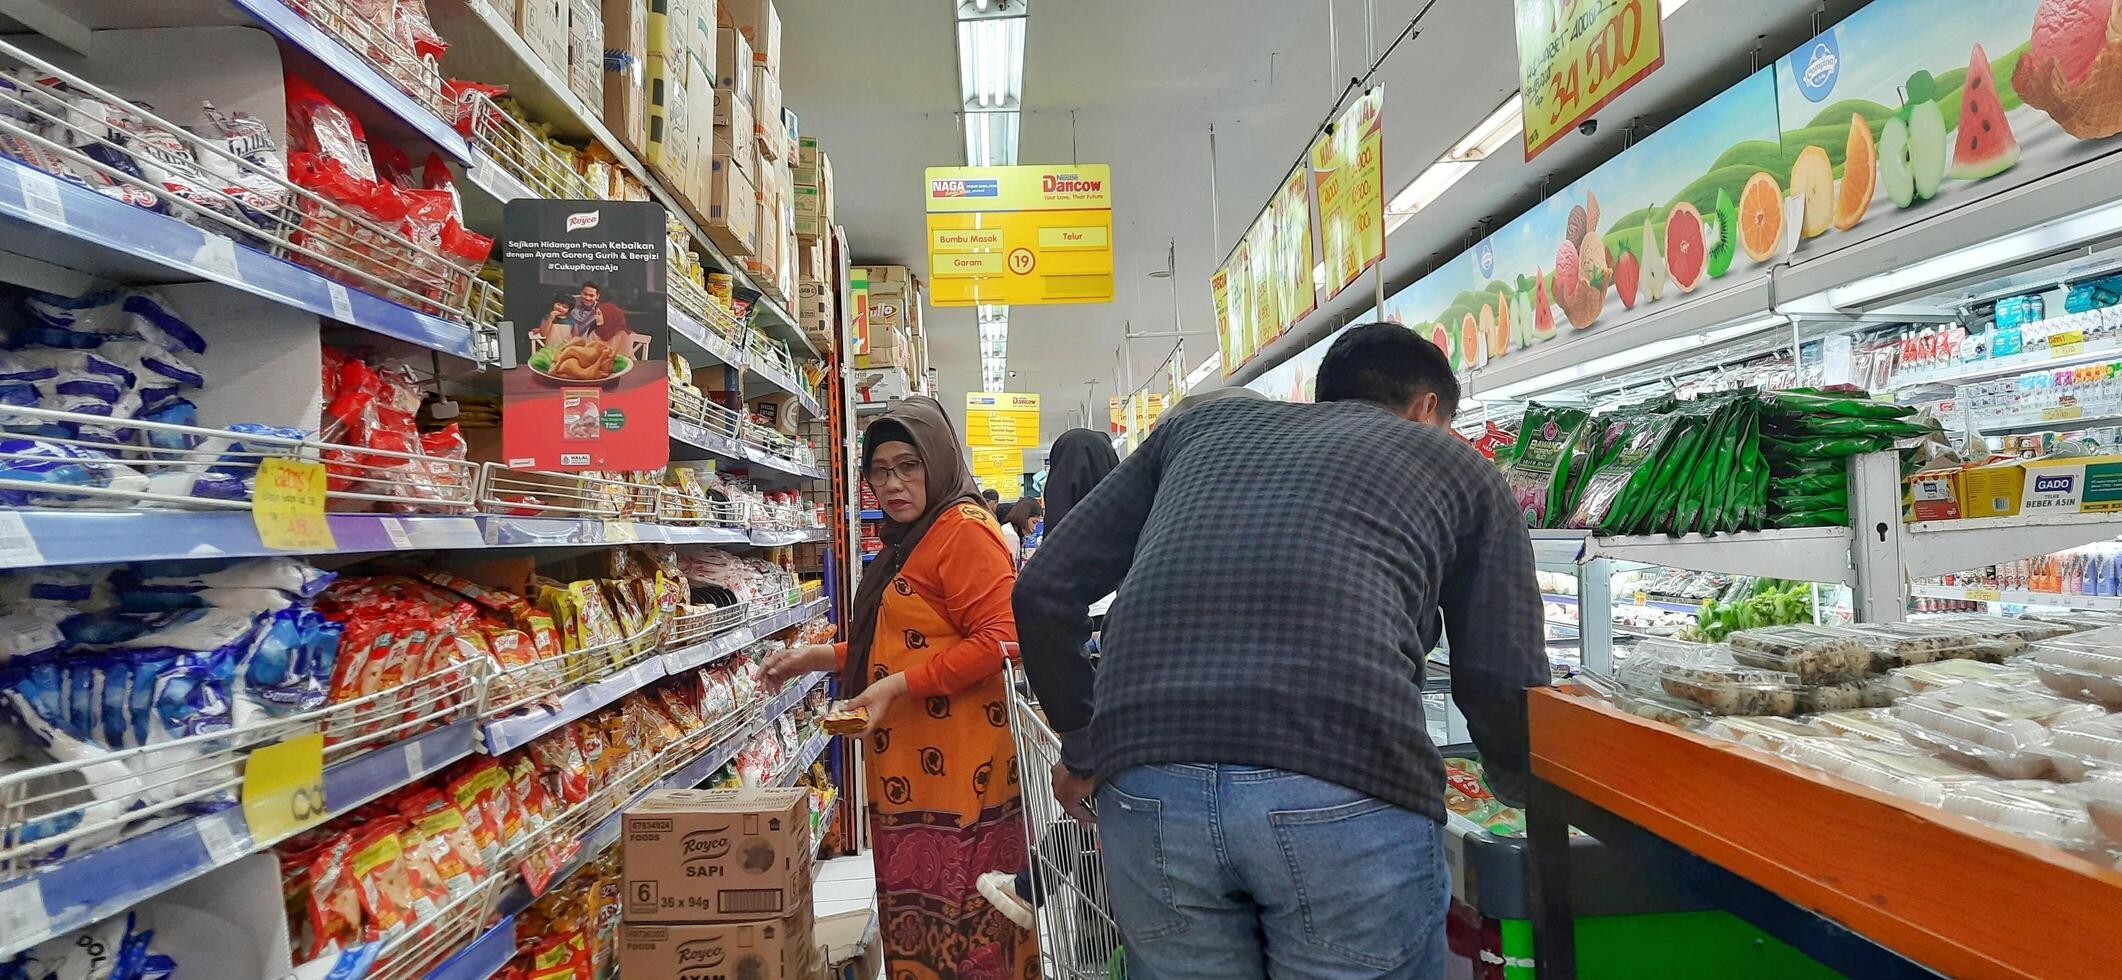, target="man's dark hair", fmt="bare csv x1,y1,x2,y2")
982,488,1000,503
1315,322,1460,417
580,281,602,295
